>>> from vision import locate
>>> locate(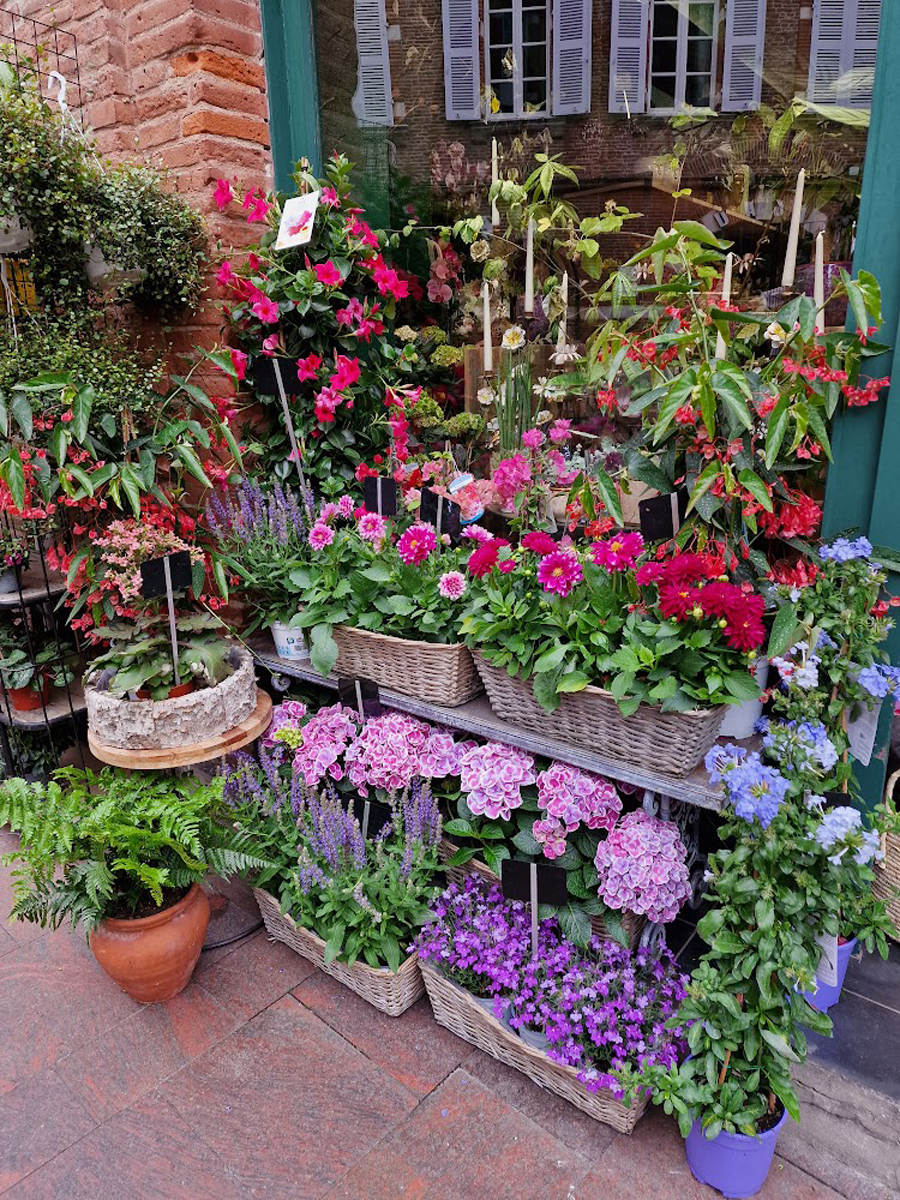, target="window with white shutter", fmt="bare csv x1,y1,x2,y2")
352,0,394,126
609,0,649,113
648,0,718,113
484,0,551,119
722,0,767,111
443,0,483,119
552,0,592,115
808,0,881,107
